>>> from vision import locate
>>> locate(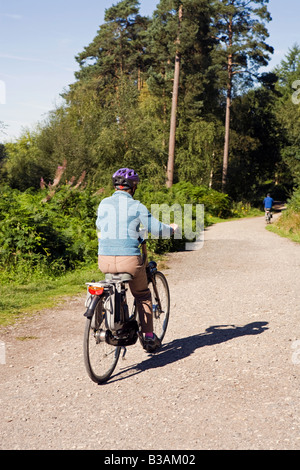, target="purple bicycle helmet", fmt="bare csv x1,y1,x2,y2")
112,168,140,189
